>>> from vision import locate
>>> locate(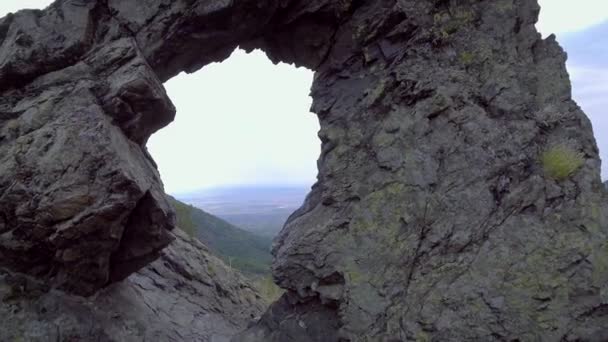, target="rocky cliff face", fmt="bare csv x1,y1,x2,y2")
1,229,265,341
0,0,607,341
246,1,608,340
